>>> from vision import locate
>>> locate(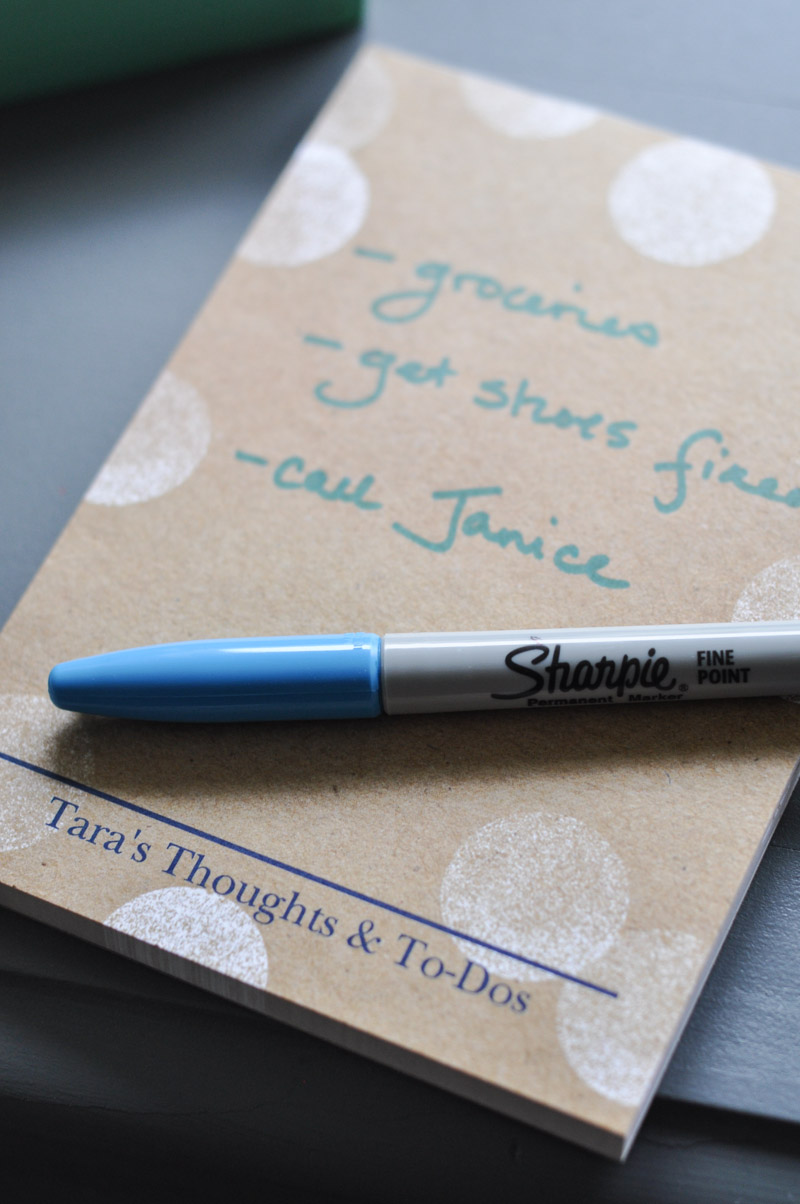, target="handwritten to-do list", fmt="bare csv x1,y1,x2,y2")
1,48,800,1159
